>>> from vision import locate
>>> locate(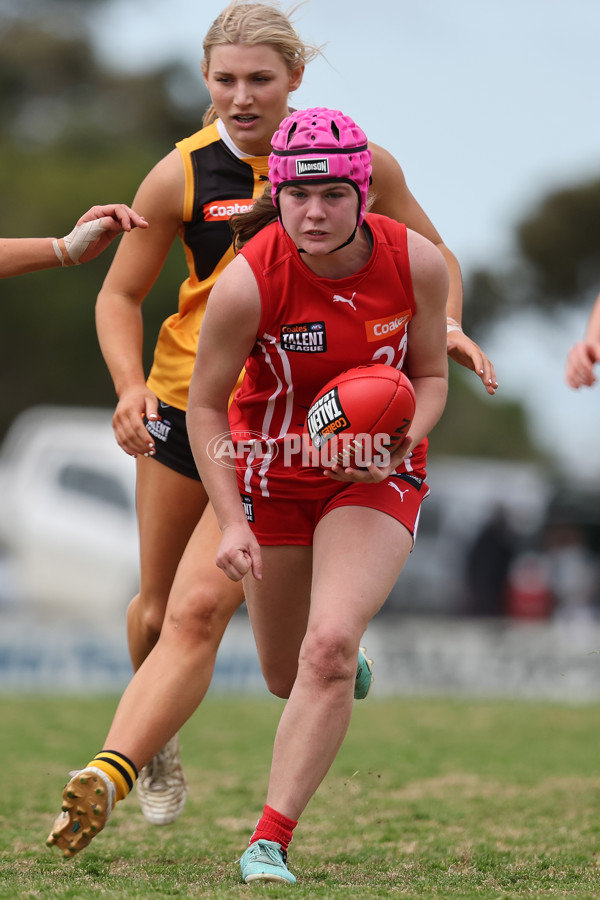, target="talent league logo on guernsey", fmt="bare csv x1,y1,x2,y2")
296,158,329,177
280,321,327,353
203,199,256,221
306,386,349,449
364,310,412,342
